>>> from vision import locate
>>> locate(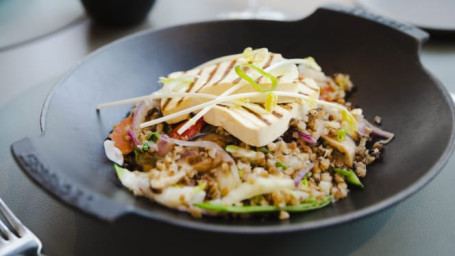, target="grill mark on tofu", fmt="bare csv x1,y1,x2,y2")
255,76,263,84
298,91,312,96
213,59,236,85
272,111,283,118
162,98,171,110
161,71,188,109
195,63,220,93
263,54,275,69
174,69,203,107
215,104,258,128
279,104,293,111
217,104,230,109
186,69,203,93
244,54,275,84
230,106,259,128
241,106,271,125
245,103,283,121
